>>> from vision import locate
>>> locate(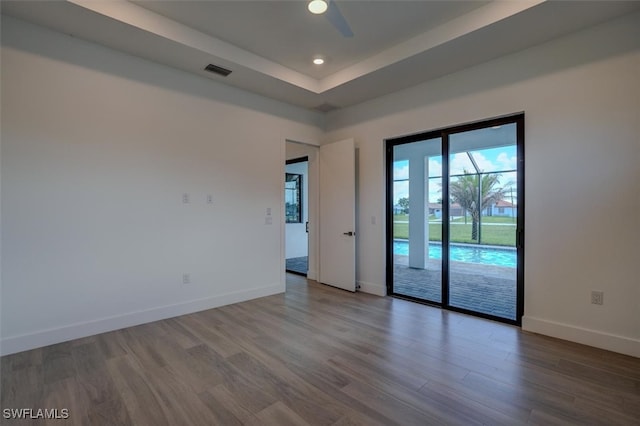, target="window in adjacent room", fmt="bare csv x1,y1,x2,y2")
285,173,302,223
